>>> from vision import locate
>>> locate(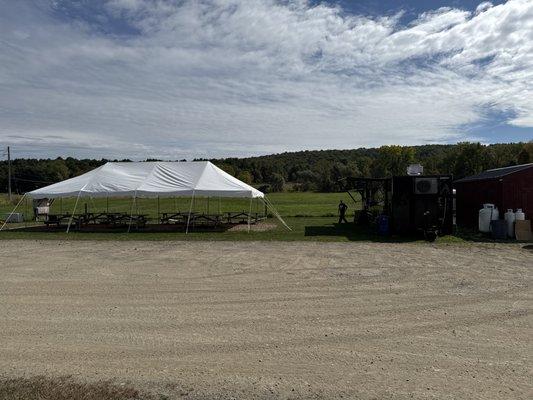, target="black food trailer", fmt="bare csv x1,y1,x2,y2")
346,174,454,240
